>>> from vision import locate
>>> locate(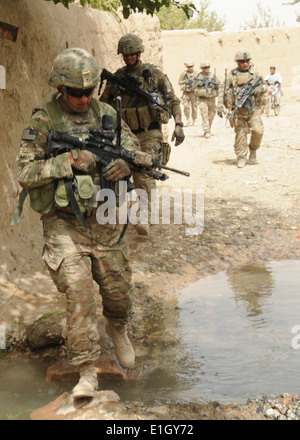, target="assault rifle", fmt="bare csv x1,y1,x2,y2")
46,99,189,235
100,68,169,112
228,76,262,120
47,126,190,181
183,72,195,92
193,70,220,91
